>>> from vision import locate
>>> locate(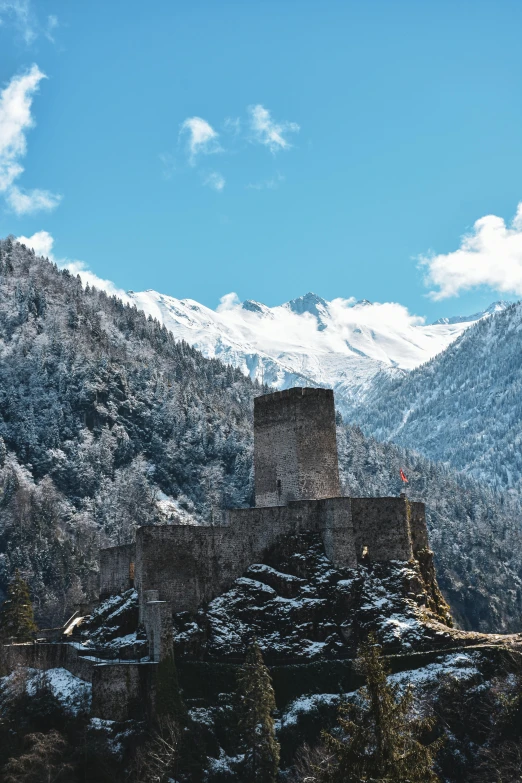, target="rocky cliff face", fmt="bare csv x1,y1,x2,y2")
172,532,454,663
